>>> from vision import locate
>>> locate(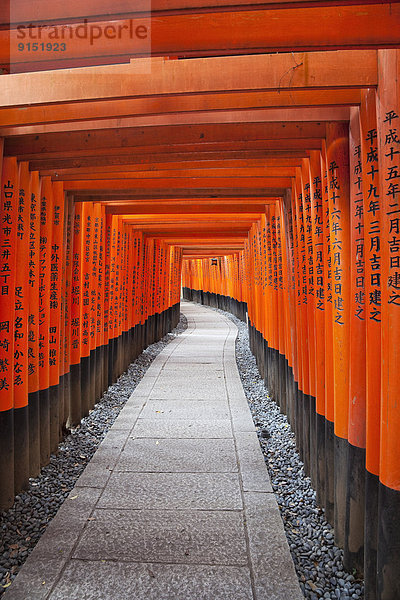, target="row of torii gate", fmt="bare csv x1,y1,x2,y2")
0,2,399,599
